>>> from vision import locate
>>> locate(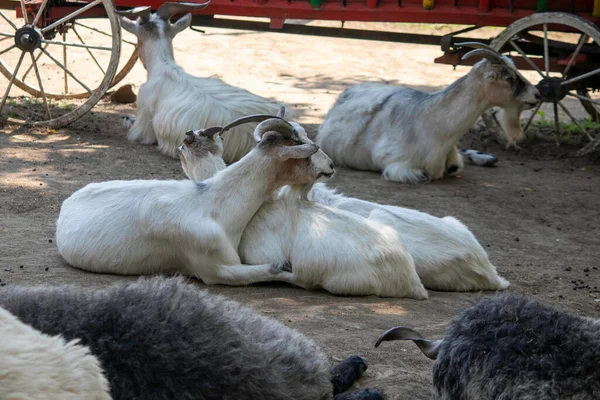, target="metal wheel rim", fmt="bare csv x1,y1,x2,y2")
0,0,121,127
